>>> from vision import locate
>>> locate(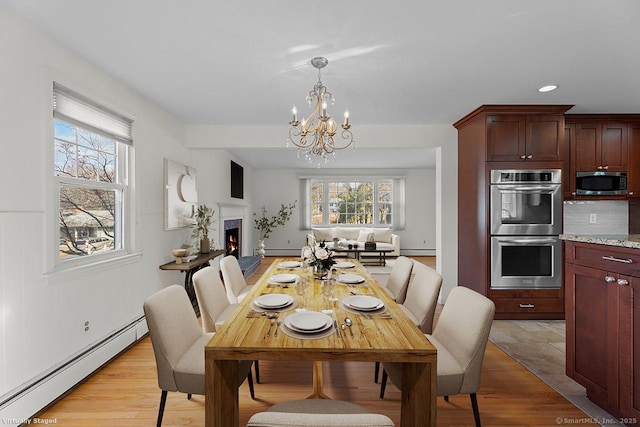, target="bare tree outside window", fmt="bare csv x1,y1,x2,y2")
55,119,120,259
